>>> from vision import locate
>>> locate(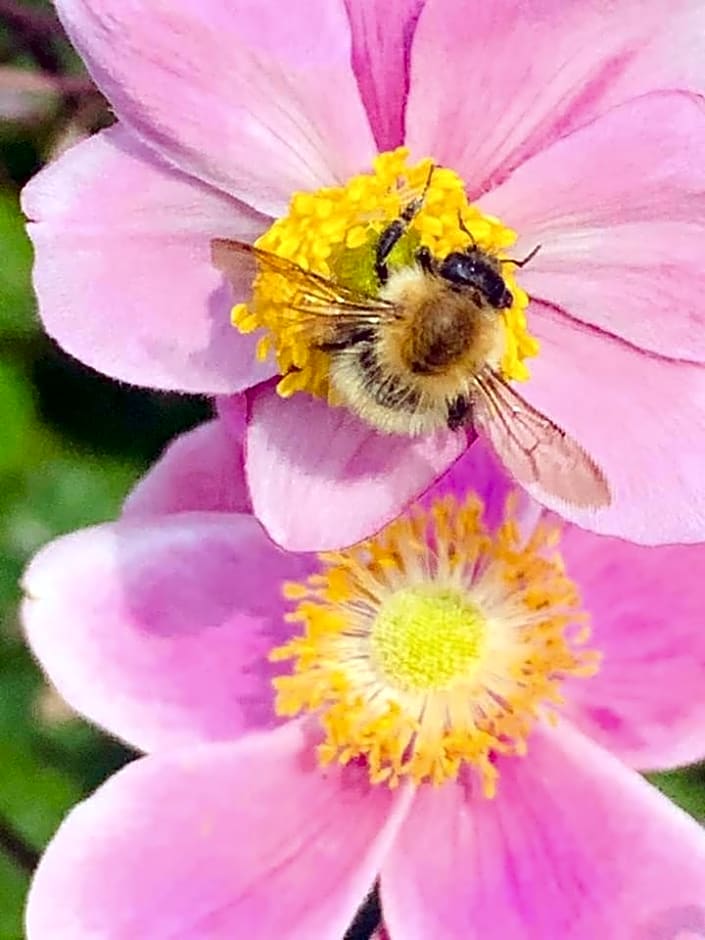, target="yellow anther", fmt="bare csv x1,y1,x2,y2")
232,148,538,401
270,493,598,794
